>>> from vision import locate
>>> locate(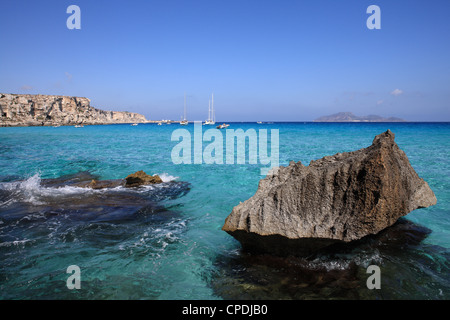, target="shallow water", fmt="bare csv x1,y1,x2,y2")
0,122,449,299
